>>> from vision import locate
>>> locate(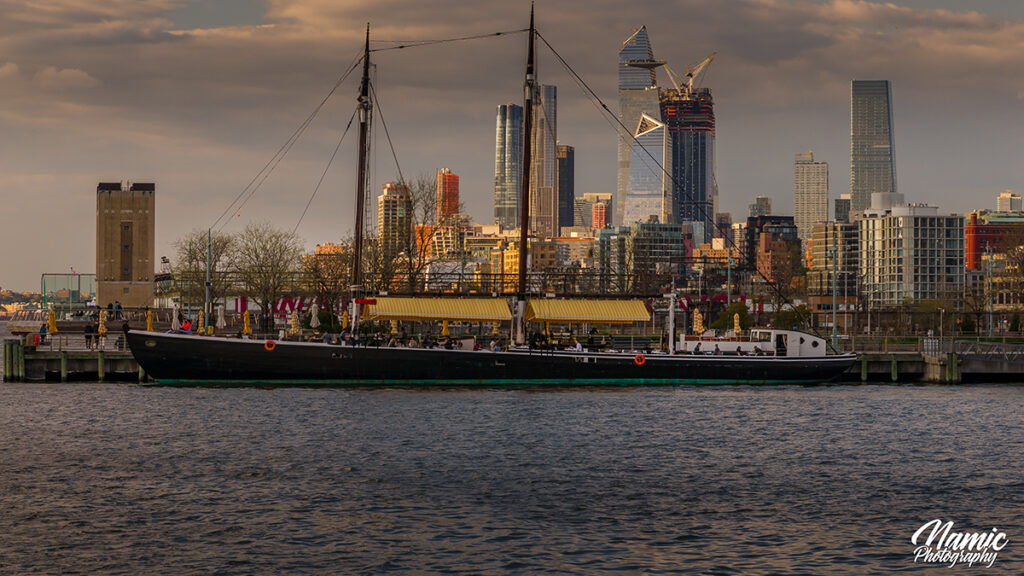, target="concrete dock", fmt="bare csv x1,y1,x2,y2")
3,334,147,383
